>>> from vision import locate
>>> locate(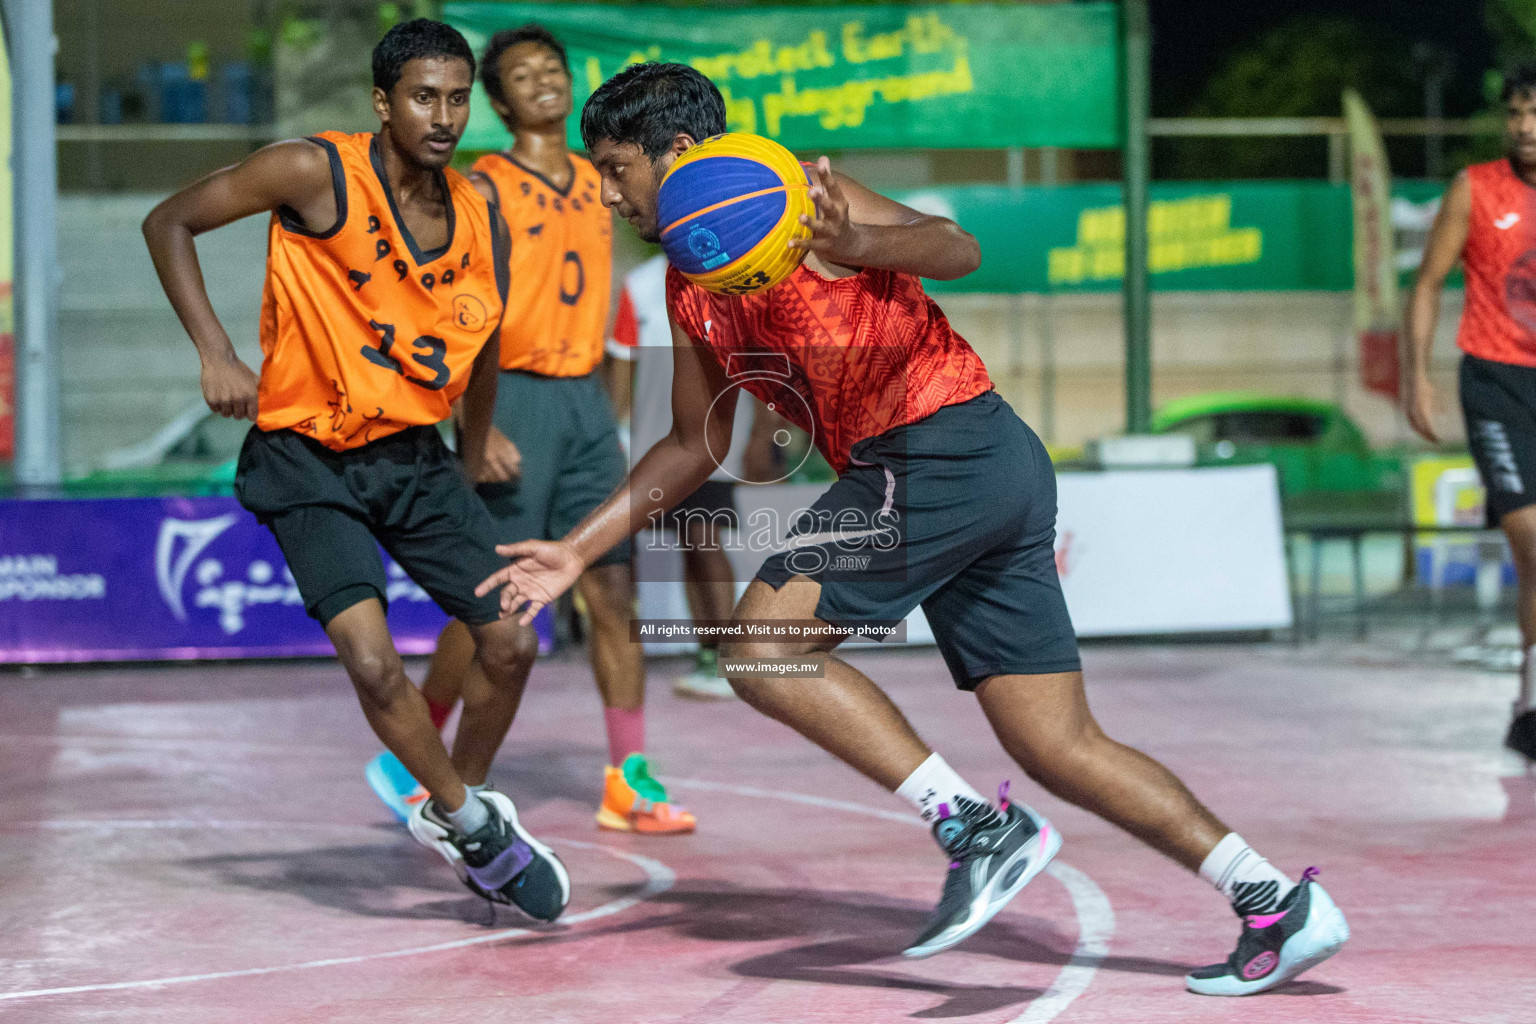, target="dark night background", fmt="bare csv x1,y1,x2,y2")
1151,0,1495,118
1144,0,1508,177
